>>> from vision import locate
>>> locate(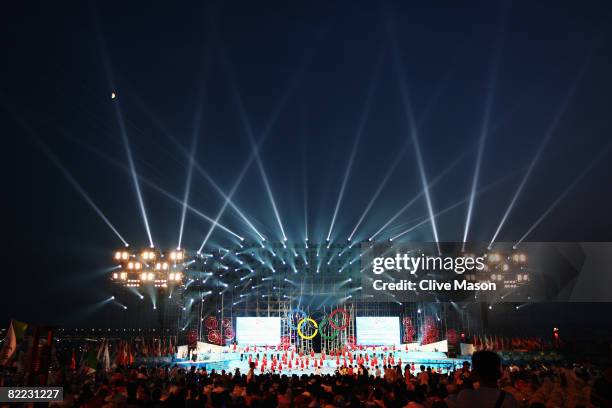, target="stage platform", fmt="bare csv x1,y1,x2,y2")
173,350,470,375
